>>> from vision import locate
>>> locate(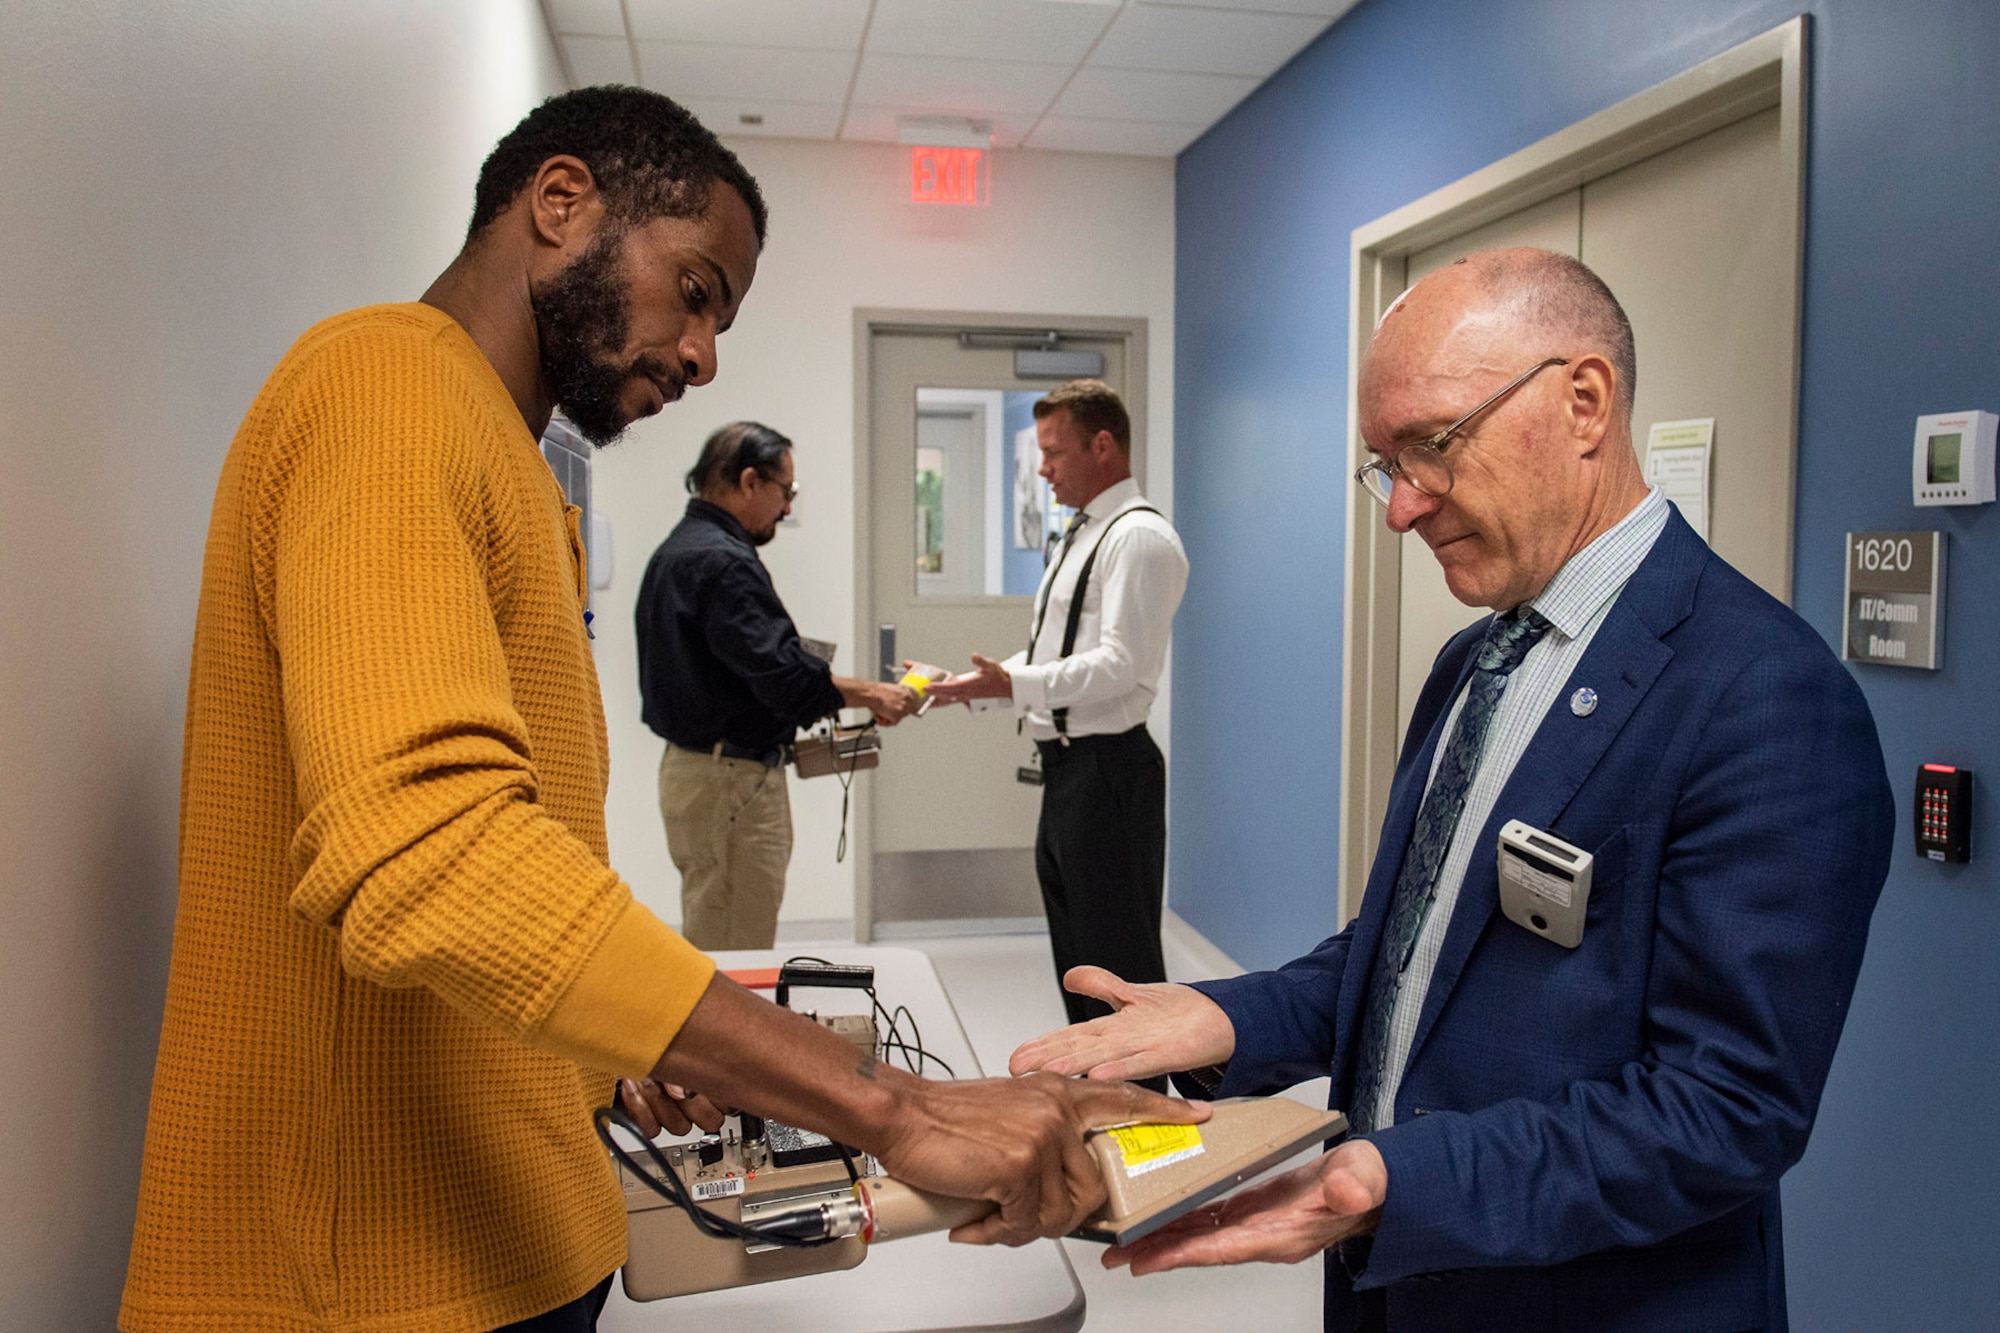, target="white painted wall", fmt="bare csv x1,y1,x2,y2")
0,11,1174,1318
0,3,563,1326
590,138,1177,930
